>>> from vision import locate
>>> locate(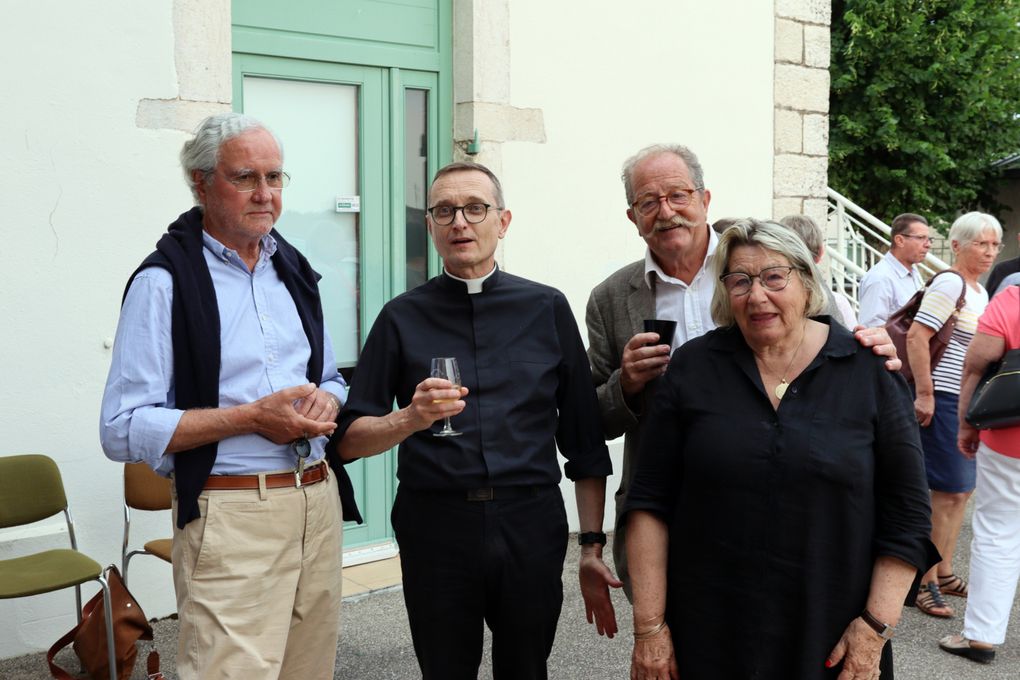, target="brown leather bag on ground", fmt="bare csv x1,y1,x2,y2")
47,565,163,680
885,270,966,383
